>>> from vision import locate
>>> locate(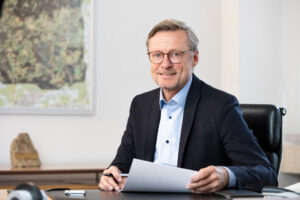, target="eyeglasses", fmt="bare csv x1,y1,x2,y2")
147,49,192,64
